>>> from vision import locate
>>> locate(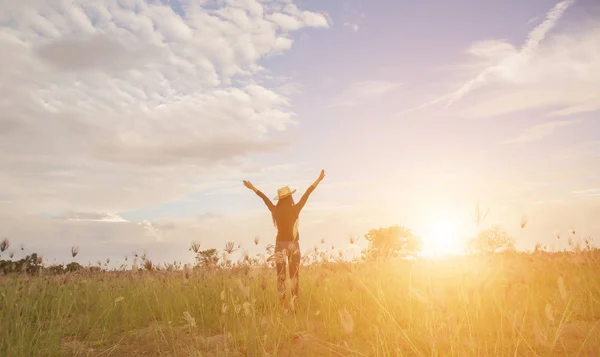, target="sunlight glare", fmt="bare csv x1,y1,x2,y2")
421,215,464,258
